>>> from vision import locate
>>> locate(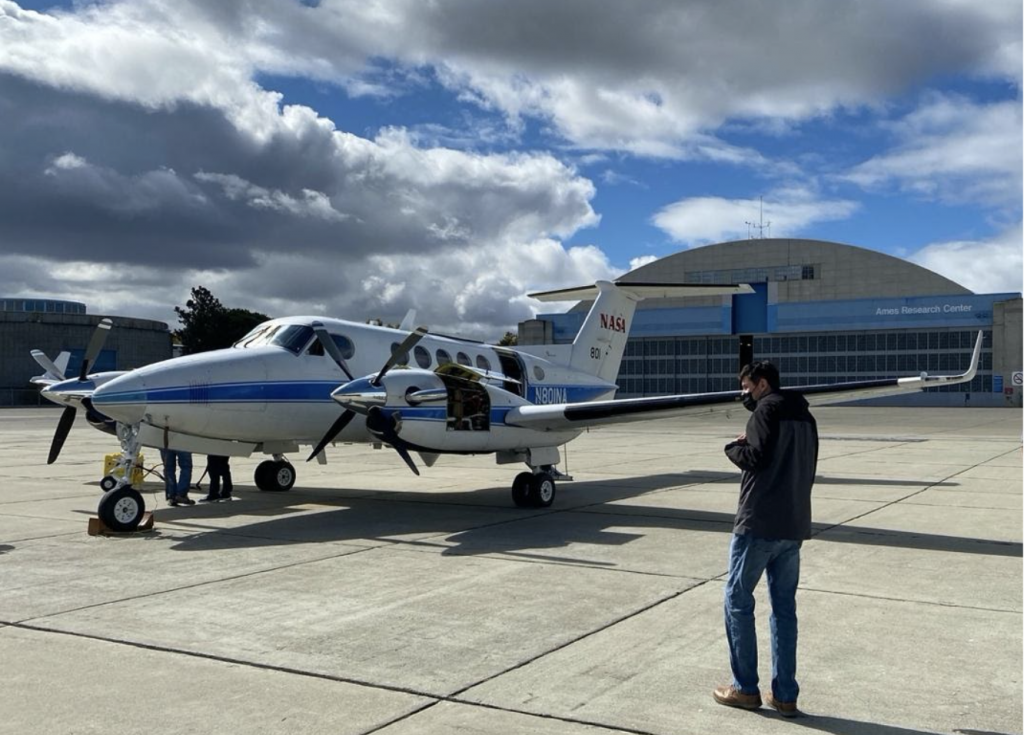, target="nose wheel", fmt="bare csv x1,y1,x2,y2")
97,486,146,532
511,471,556,508
255,460,296,492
